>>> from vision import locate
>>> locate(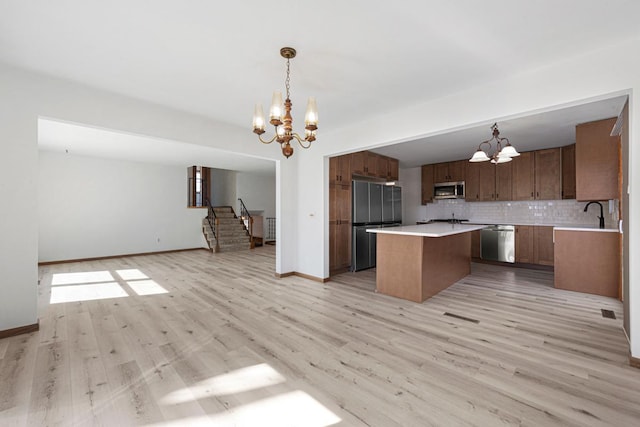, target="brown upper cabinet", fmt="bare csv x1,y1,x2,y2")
478,161,496,201
387,157,399,181
512,152,535,201
434,160,465,183
351,151,367,176
465,161,503,202
455,148,559,203
376,154,388,179
576,117,620,201
350,151,398,180
495,161,513,201
534,148,561,200
366,152,380,177
465,162,479,201
329,155,351,185
421,164,434,204
562,144,576,199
